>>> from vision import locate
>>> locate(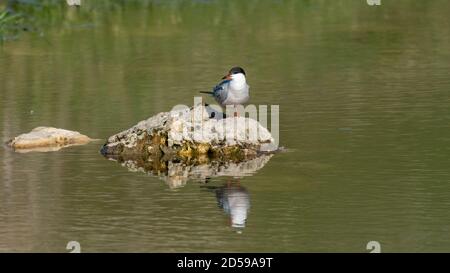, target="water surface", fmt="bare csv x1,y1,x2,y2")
1,0,450,252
